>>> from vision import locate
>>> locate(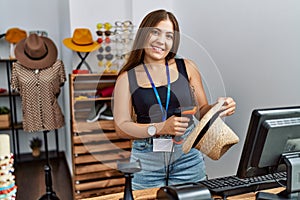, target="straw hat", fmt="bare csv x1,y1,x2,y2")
5,27,27,44
63,28,100,52
182,100,239,160
14,33,58,70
